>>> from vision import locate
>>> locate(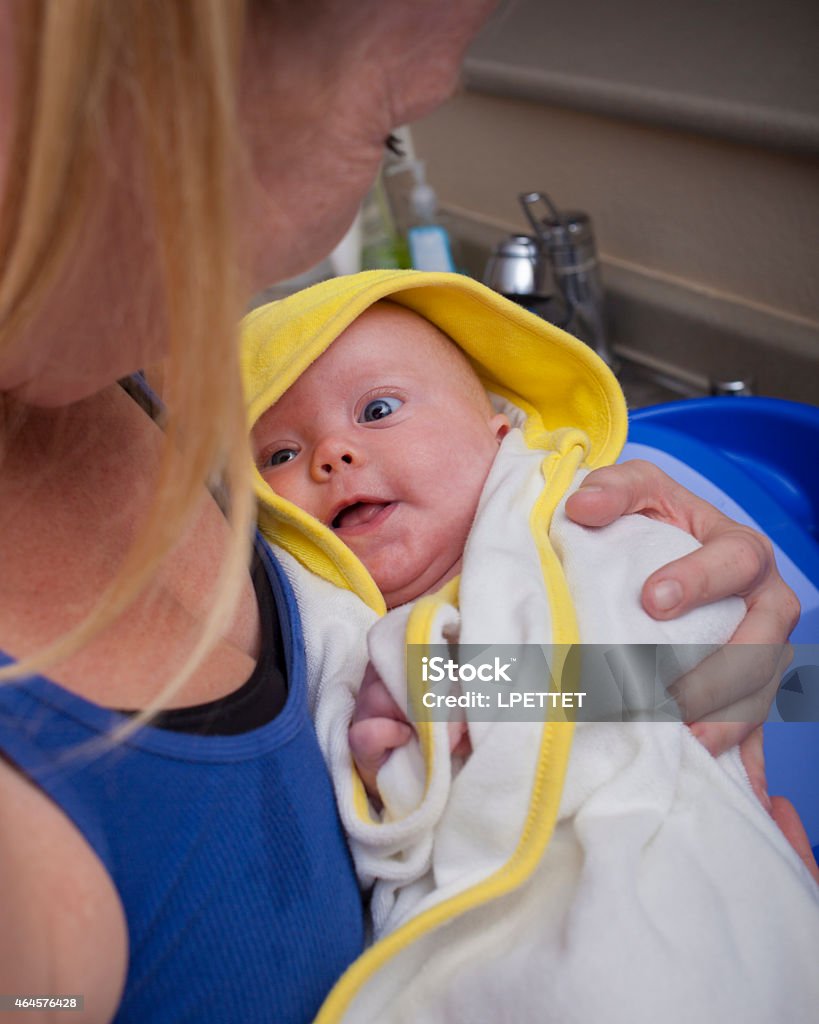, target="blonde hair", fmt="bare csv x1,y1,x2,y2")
0,0,256,716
